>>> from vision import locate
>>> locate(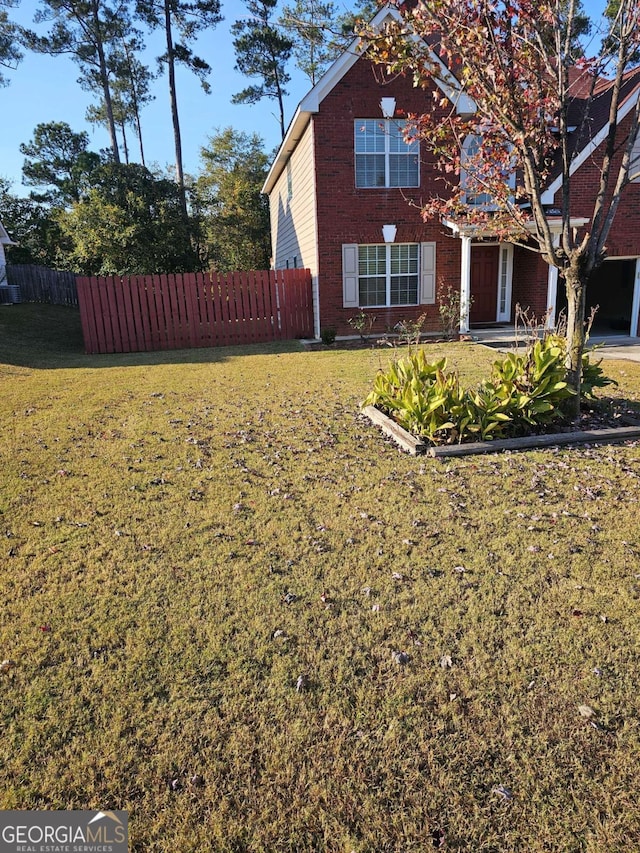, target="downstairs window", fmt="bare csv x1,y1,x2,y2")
342,242,436,308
